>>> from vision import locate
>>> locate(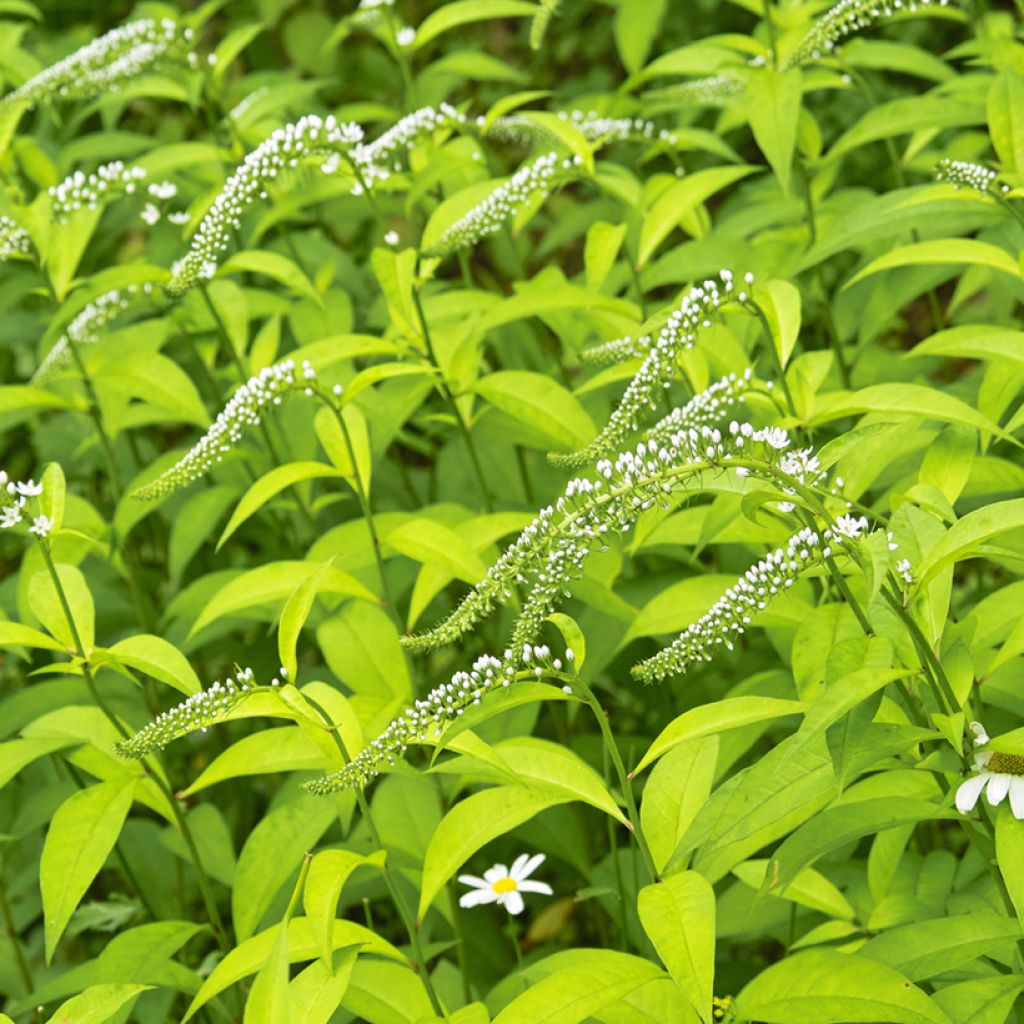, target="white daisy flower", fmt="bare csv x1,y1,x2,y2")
956,723,1024,820
458,853,552,915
